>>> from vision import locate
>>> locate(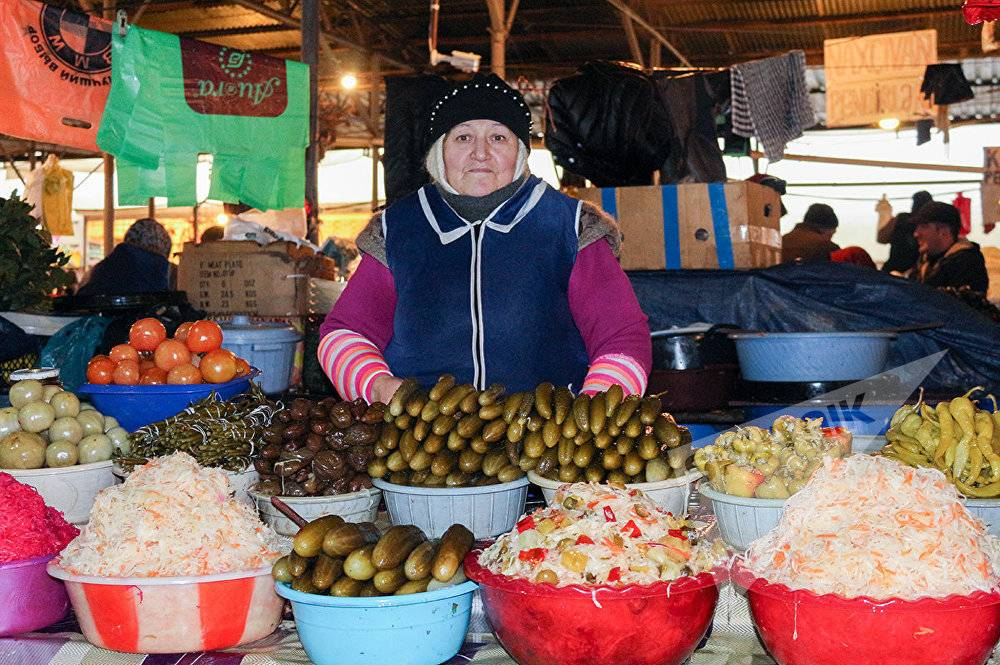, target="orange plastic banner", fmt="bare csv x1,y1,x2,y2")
0,0,111,151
